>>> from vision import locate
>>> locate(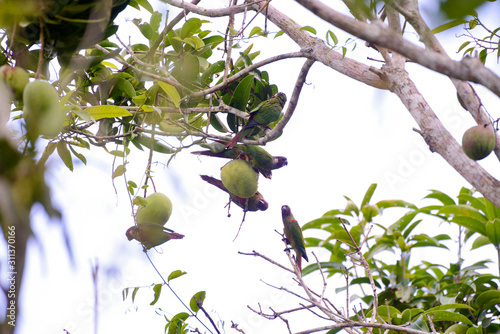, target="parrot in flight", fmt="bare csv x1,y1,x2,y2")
126,223,184,251
200,175,268,212
226,92,287,149
282,205,308,271
192,144,287,179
